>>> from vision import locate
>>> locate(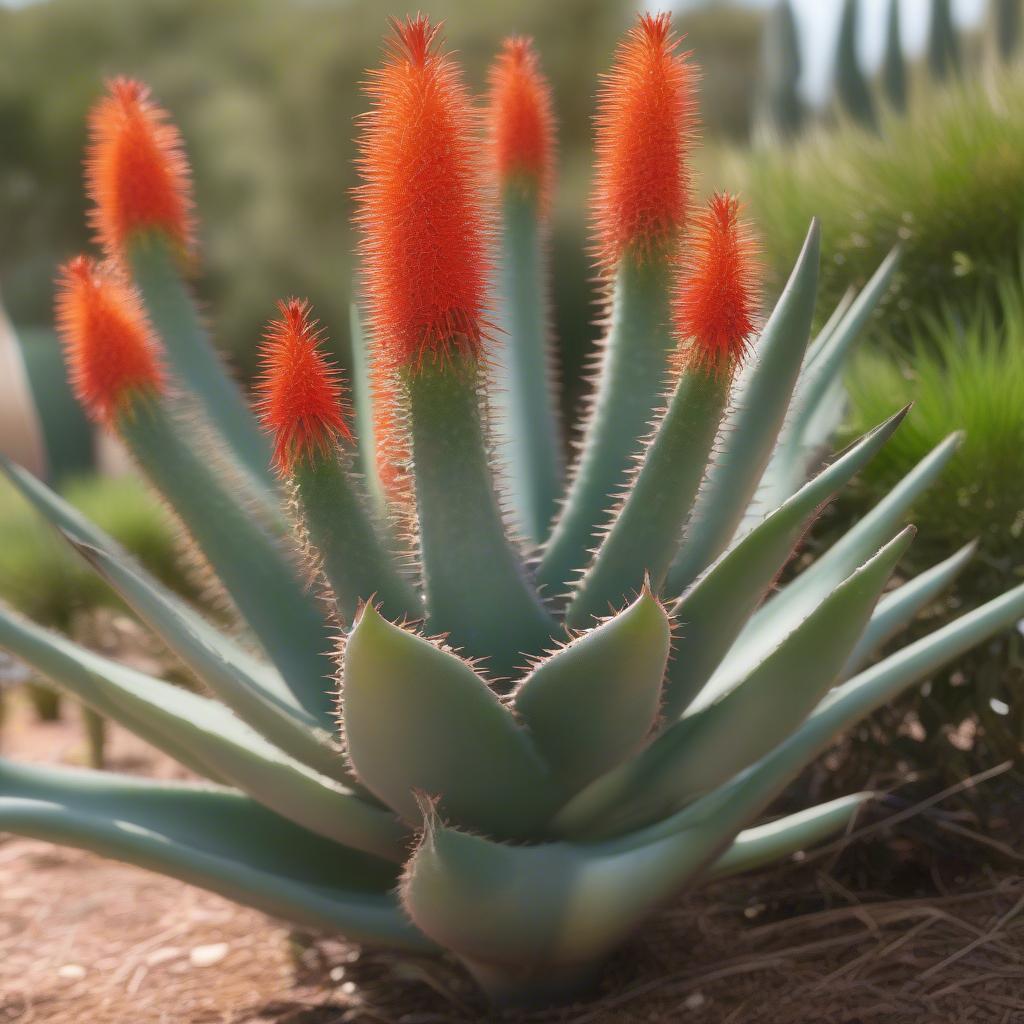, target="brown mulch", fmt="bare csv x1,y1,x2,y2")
2,694,1023,1024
